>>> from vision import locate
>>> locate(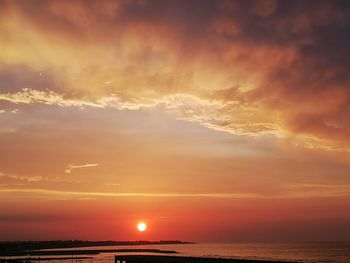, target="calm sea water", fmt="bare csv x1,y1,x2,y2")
7,242,350,263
